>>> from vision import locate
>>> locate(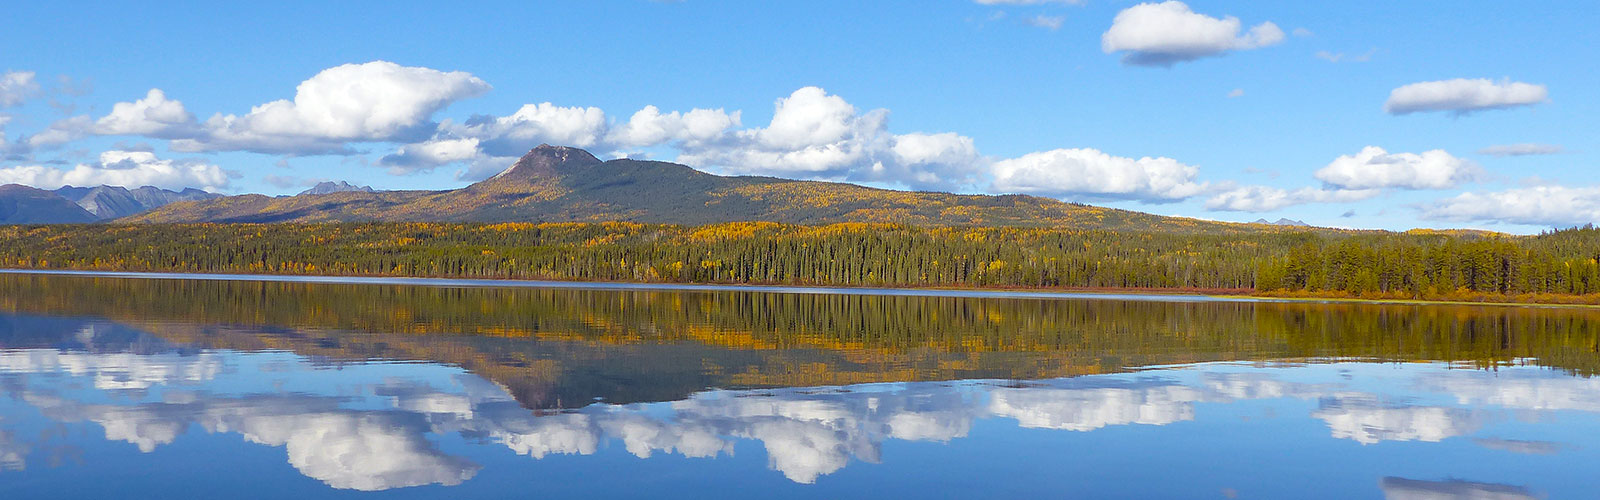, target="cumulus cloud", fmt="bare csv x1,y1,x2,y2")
1384,78,1548,115
383,101,740,176
1205,147,1473,212
1101,1,1284,66
444,102,608,155
0,150,232,191
22,115,93,150
1477,143,1563,157
165,61,490,154
989,147,1207,202
0,71,41,107
379,137,482,173
1422,185,1600,227
1205,185,1378,212
94,89,197,137
678,86,983,191
1313,147,1479,190
607,105,741,149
